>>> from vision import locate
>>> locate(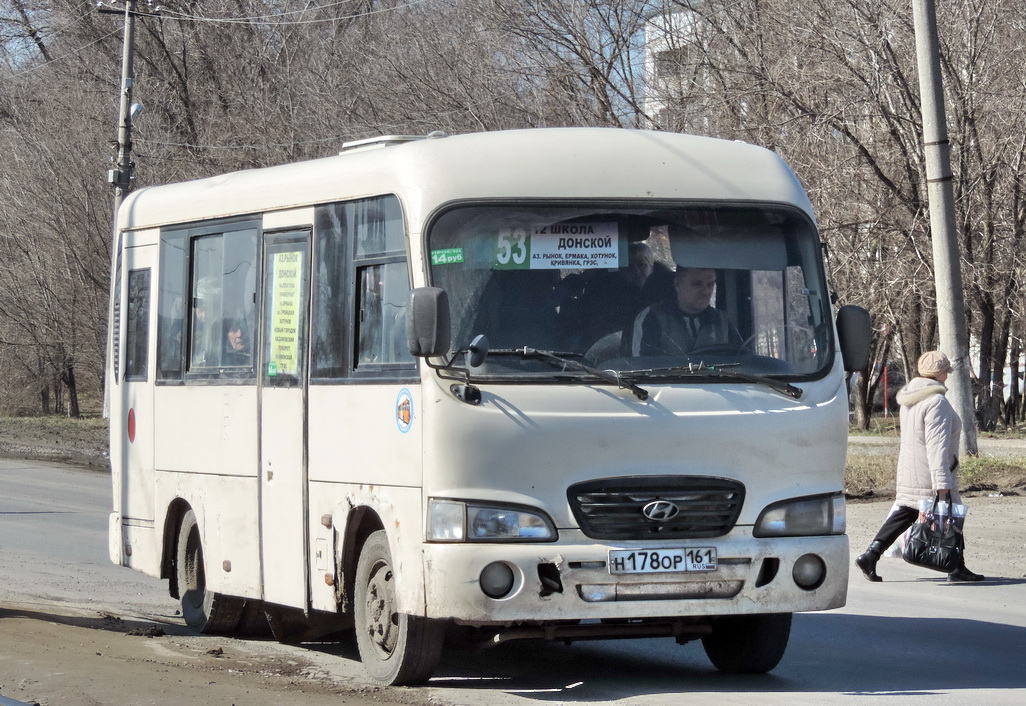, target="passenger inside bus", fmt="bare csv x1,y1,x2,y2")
191,275,253,368
222,317,250,365
222,262,256,366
